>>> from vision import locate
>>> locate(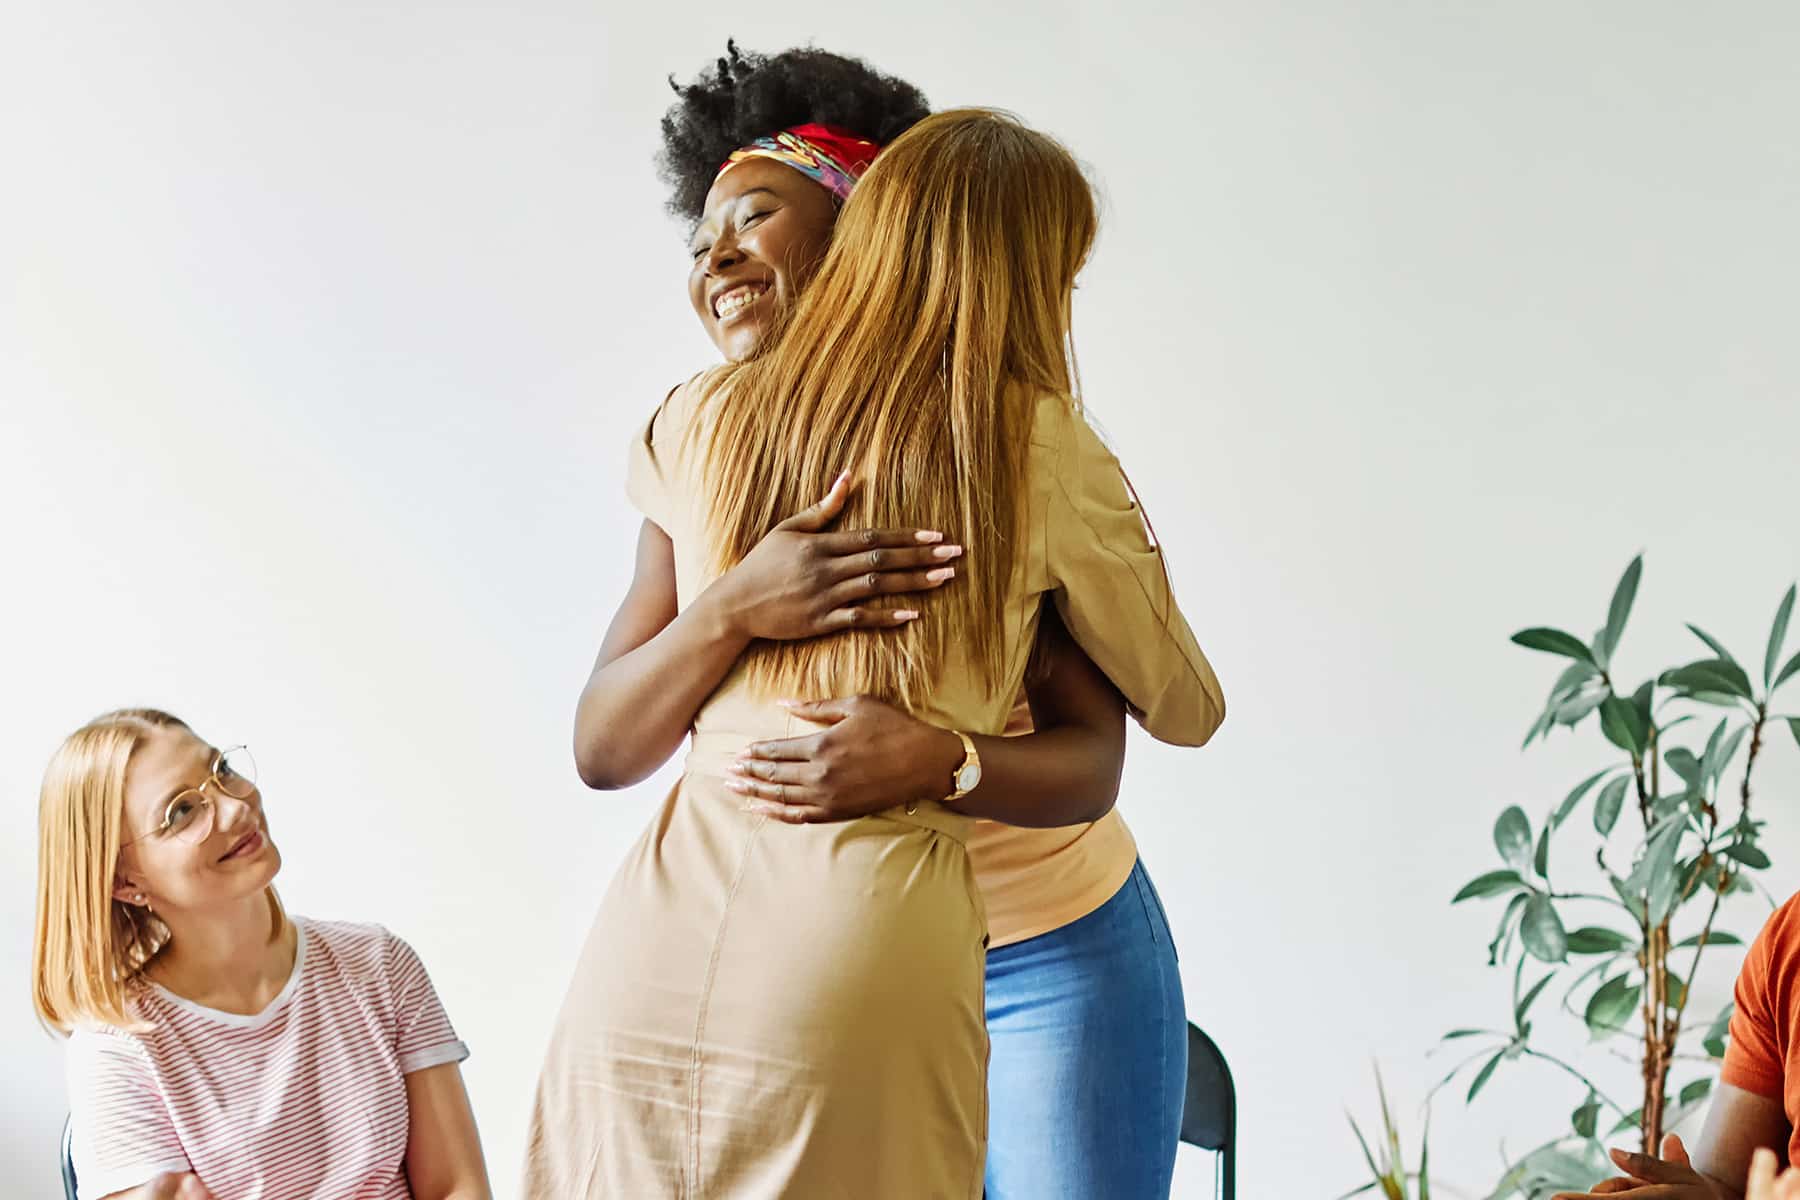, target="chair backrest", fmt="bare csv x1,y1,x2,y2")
1181,1021,1235,1151
61,1114,78,1200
